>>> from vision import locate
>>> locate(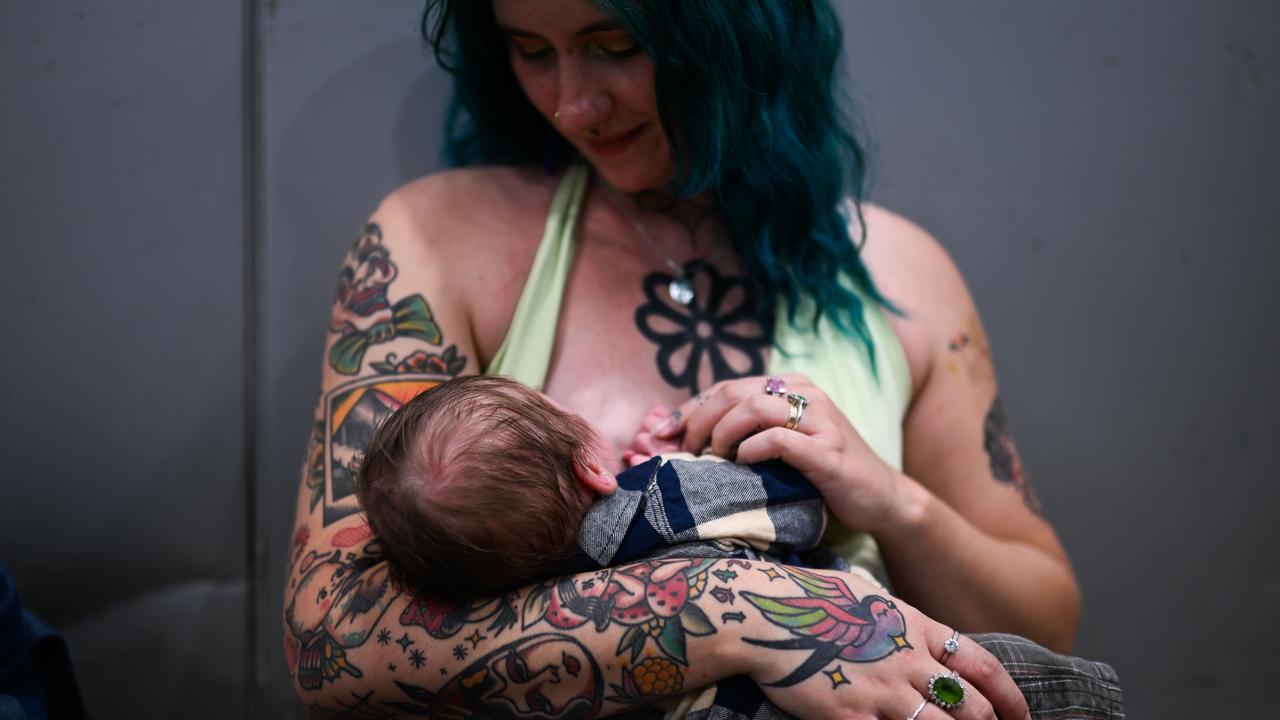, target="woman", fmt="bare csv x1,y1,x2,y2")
284,1,1119,717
